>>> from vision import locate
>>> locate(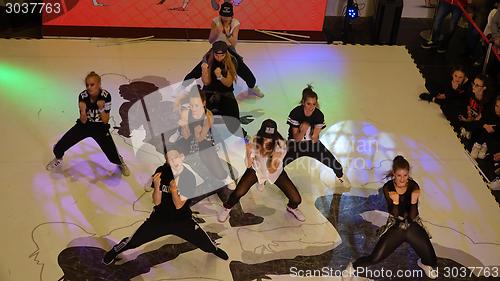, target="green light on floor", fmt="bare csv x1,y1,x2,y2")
0,62,68,113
